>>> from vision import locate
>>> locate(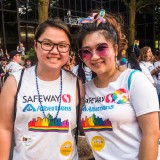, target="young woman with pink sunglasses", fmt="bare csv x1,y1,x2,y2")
77,9,159,160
